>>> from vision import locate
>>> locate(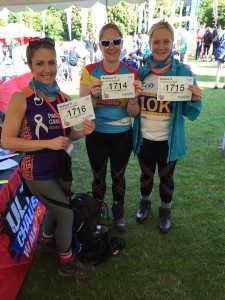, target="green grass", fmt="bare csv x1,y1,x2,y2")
196,74,225,84
17,62,225,300
196,64,218,68
196,75,216,82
